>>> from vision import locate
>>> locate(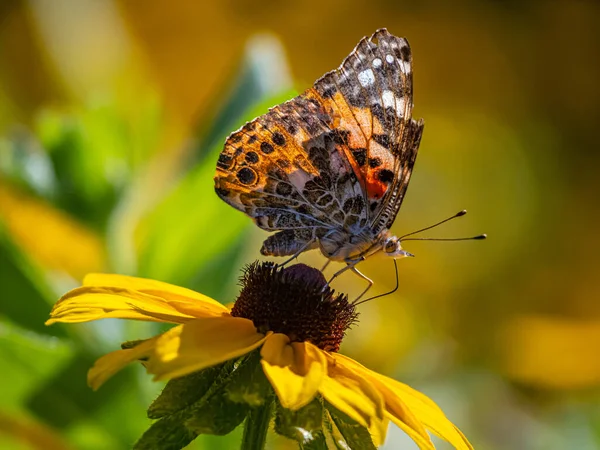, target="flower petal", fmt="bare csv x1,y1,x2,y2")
369,416,390,447
260,335,326,411
383,412,436,450
87,337,157,390
377,377,471,449
46,283,228,326
331,354,431,443
147,316,267,381
319,354,386,439
333,354,472,450
84,273,225,309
